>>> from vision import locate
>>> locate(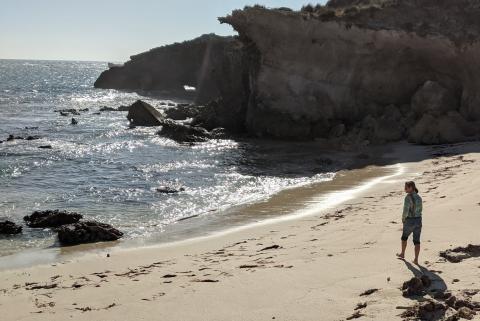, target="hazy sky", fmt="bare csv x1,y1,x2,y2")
0,0,326,62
